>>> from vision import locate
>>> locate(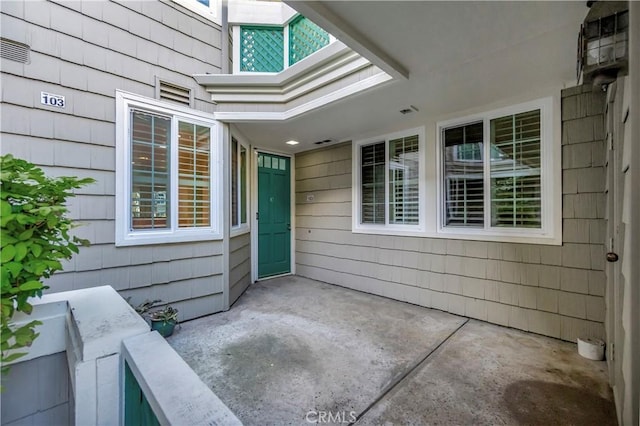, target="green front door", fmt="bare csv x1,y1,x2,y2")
258,153,291,278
